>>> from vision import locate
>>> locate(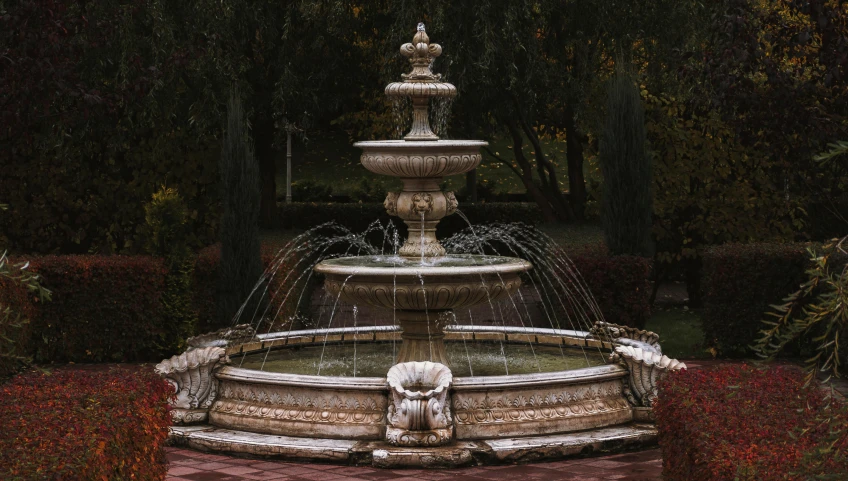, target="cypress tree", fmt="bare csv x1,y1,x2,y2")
217,88,265,327
599,73,654,257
